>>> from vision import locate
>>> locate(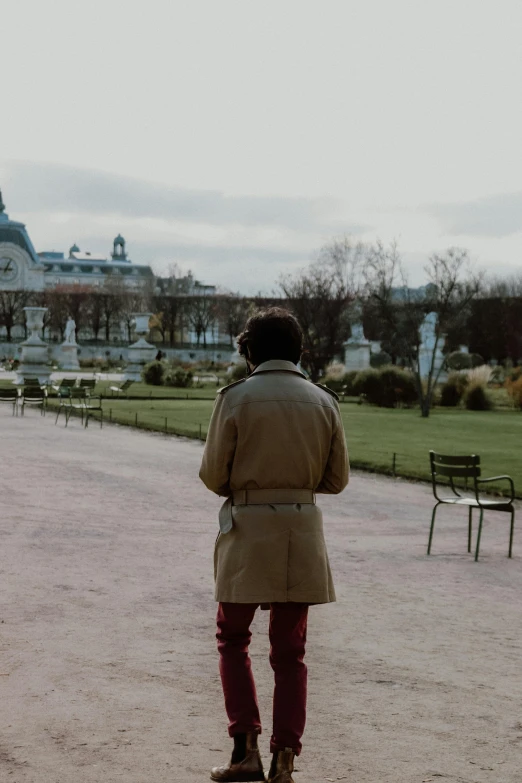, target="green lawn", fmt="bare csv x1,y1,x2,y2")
94,380,222,400
0,378,221,399
7,371,519,496
51,395,521,497
338,406,521,495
